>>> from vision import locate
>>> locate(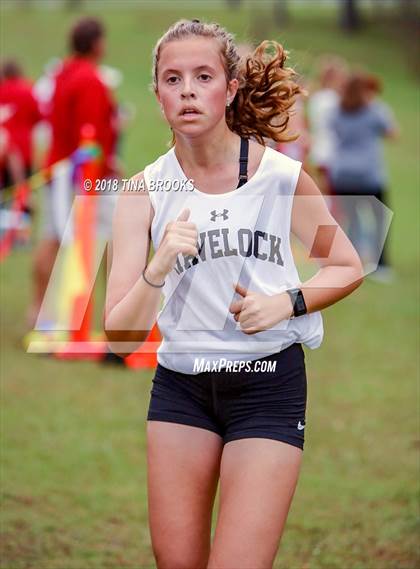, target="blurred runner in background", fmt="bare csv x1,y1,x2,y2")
329,71,399,282
28,17,119,329
0,59,42,189
307,55,348,194
0,59,42,245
